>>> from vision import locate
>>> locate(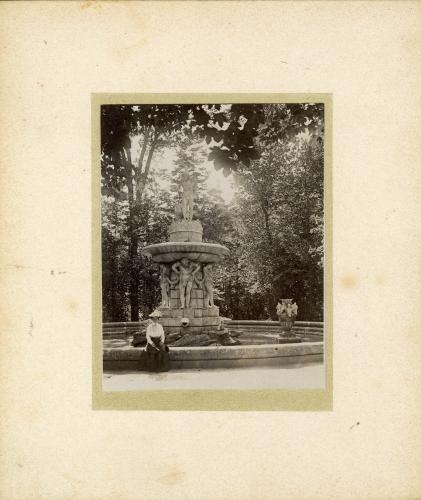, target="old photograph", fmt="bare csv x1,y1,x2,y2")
99,98,328,393
3,1,421,497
